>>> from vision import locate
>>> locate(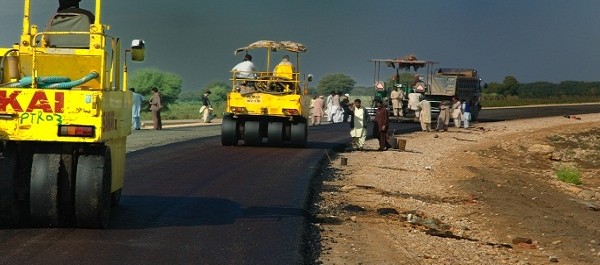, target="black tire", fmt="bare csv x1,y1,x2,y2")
244,121,261,146
0,145,18,226
267,121,283,145
75,150,111,228
30,153,61,227
221,116,238,146
290,121,307,147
